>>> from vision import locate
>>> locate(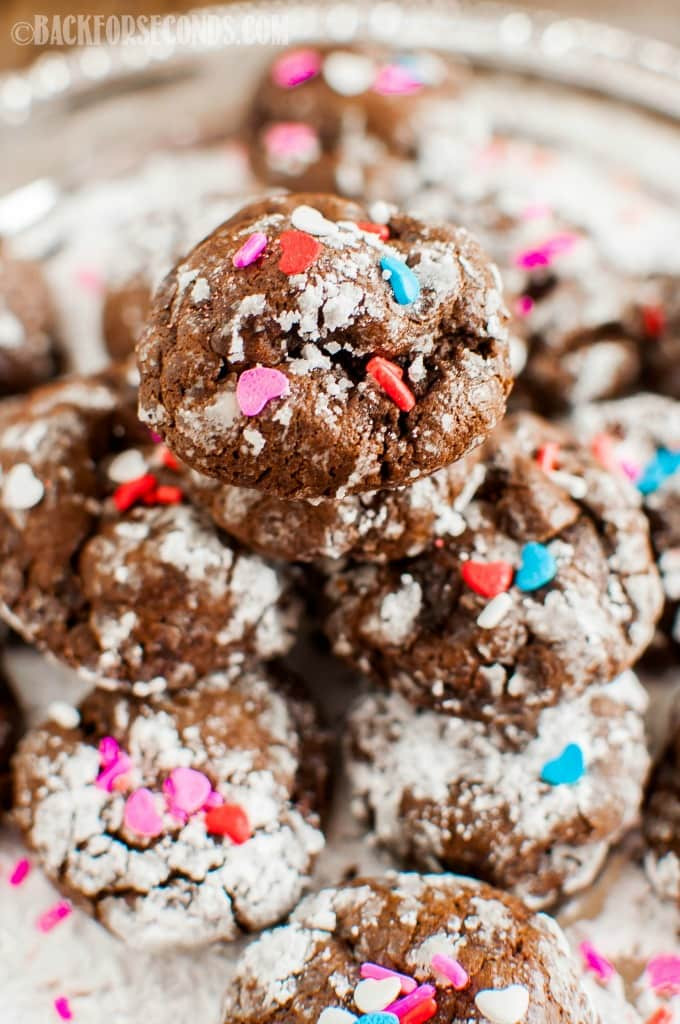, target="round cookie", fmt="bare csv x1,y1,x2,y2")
324,412,663,734
13,668,327,950
185,448,483,563
0,368,300,694
571,393,680,651
0,670,22,807
347,671,649,908
0,251,60,396
222,872,599,1024
248,46,469,197
137,192,512,499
